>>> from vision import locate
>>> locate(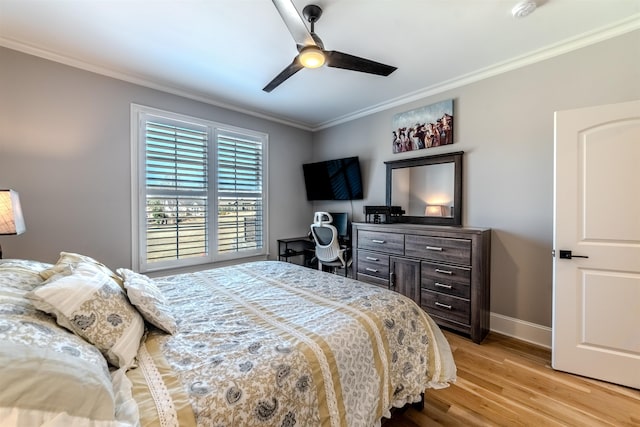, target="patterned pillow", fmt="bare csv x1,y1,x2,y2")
27,262,145,368
117,268,177,334
0,260,120,424
0,325,118,424
0,259,52,292
40,251,124,288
